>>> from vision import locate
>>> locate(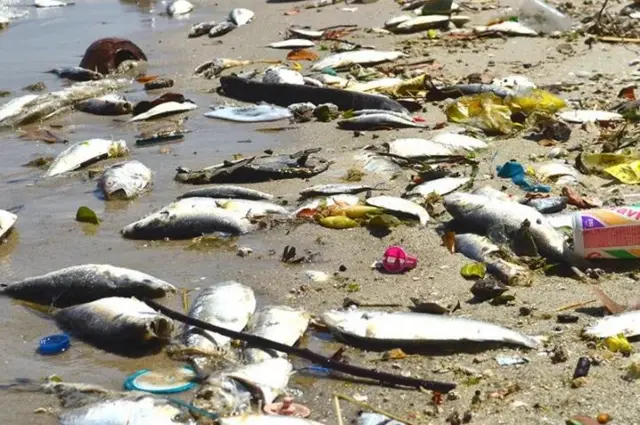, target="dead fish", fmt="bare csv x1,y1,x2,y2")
167,0,193,16
322,309,538,348
263,66,304,85
584,311,640,339
311,50,407,71
220,416,324,425
206,198,289,217
287,27,324,39
174,149,330,184
44,138,128,177
144,79,175,91
299,183,379,198
0,209,17,240
0,94,38,123
53,297,174,348
356,151,403,177
472,185,516,202
475,21,538,36
183,282,256,374
392,15,470,33
193,358,292,417
178,185,274,201
130,100,197,122
454,233,529,285
244,305,309,364
338,113,423,130
205,104,293,123
357,413,405,425
427,83,513,101
443,192,583,265
294,194,361,216
366,195,429,226
209,21,237,38
432,132,488,150
76,94,132,116
189,21,216,38
559,110,623,124
1,264,176,307
98,160,152,200
384,15,412,29
48,66,103,82
267,39,315,49
121,198,257,239
386,138,453,158
521,196,567,214
406,177,470,198
229,8,254,26
35,0,72,8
